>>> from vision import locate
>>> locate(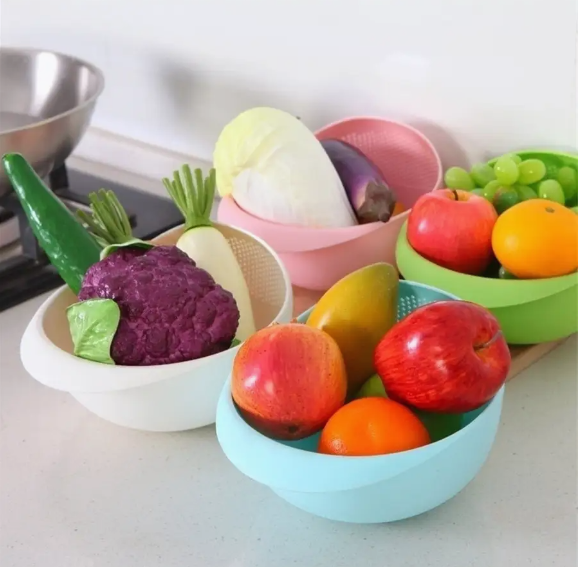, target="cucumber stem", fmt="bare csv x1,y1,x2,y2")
77,189,135,247
163,165,216,231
